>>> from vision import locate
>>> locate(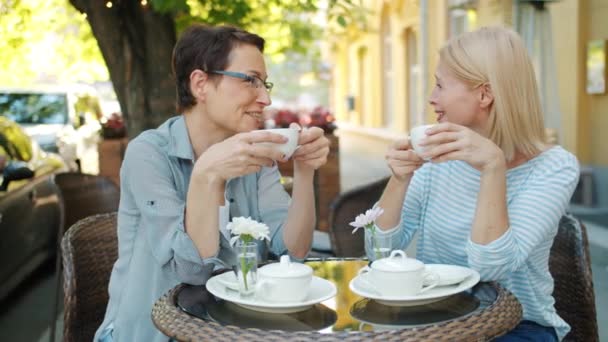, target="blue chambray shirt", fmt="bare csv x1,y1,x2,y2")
94,115,293,342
